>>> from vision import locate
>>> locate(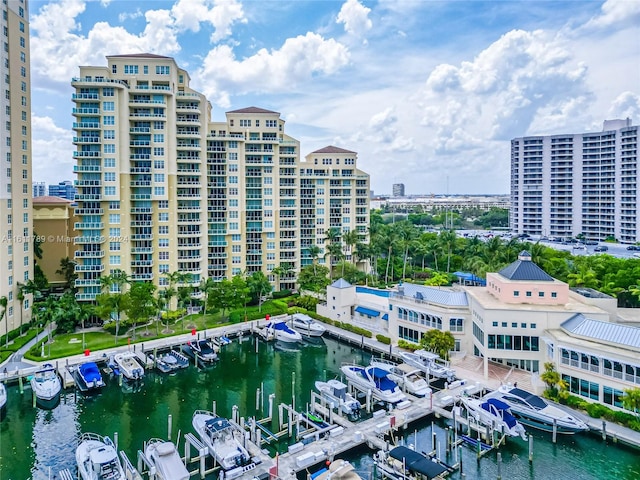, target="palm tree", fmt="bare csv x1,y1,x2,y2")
306,244,322,275
438,229,458,273
98,269,130,343
325,243,344,280
0,296,8,348
16,283,25,335
200,276,216,324
324,227,342,275
342,230,359,264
